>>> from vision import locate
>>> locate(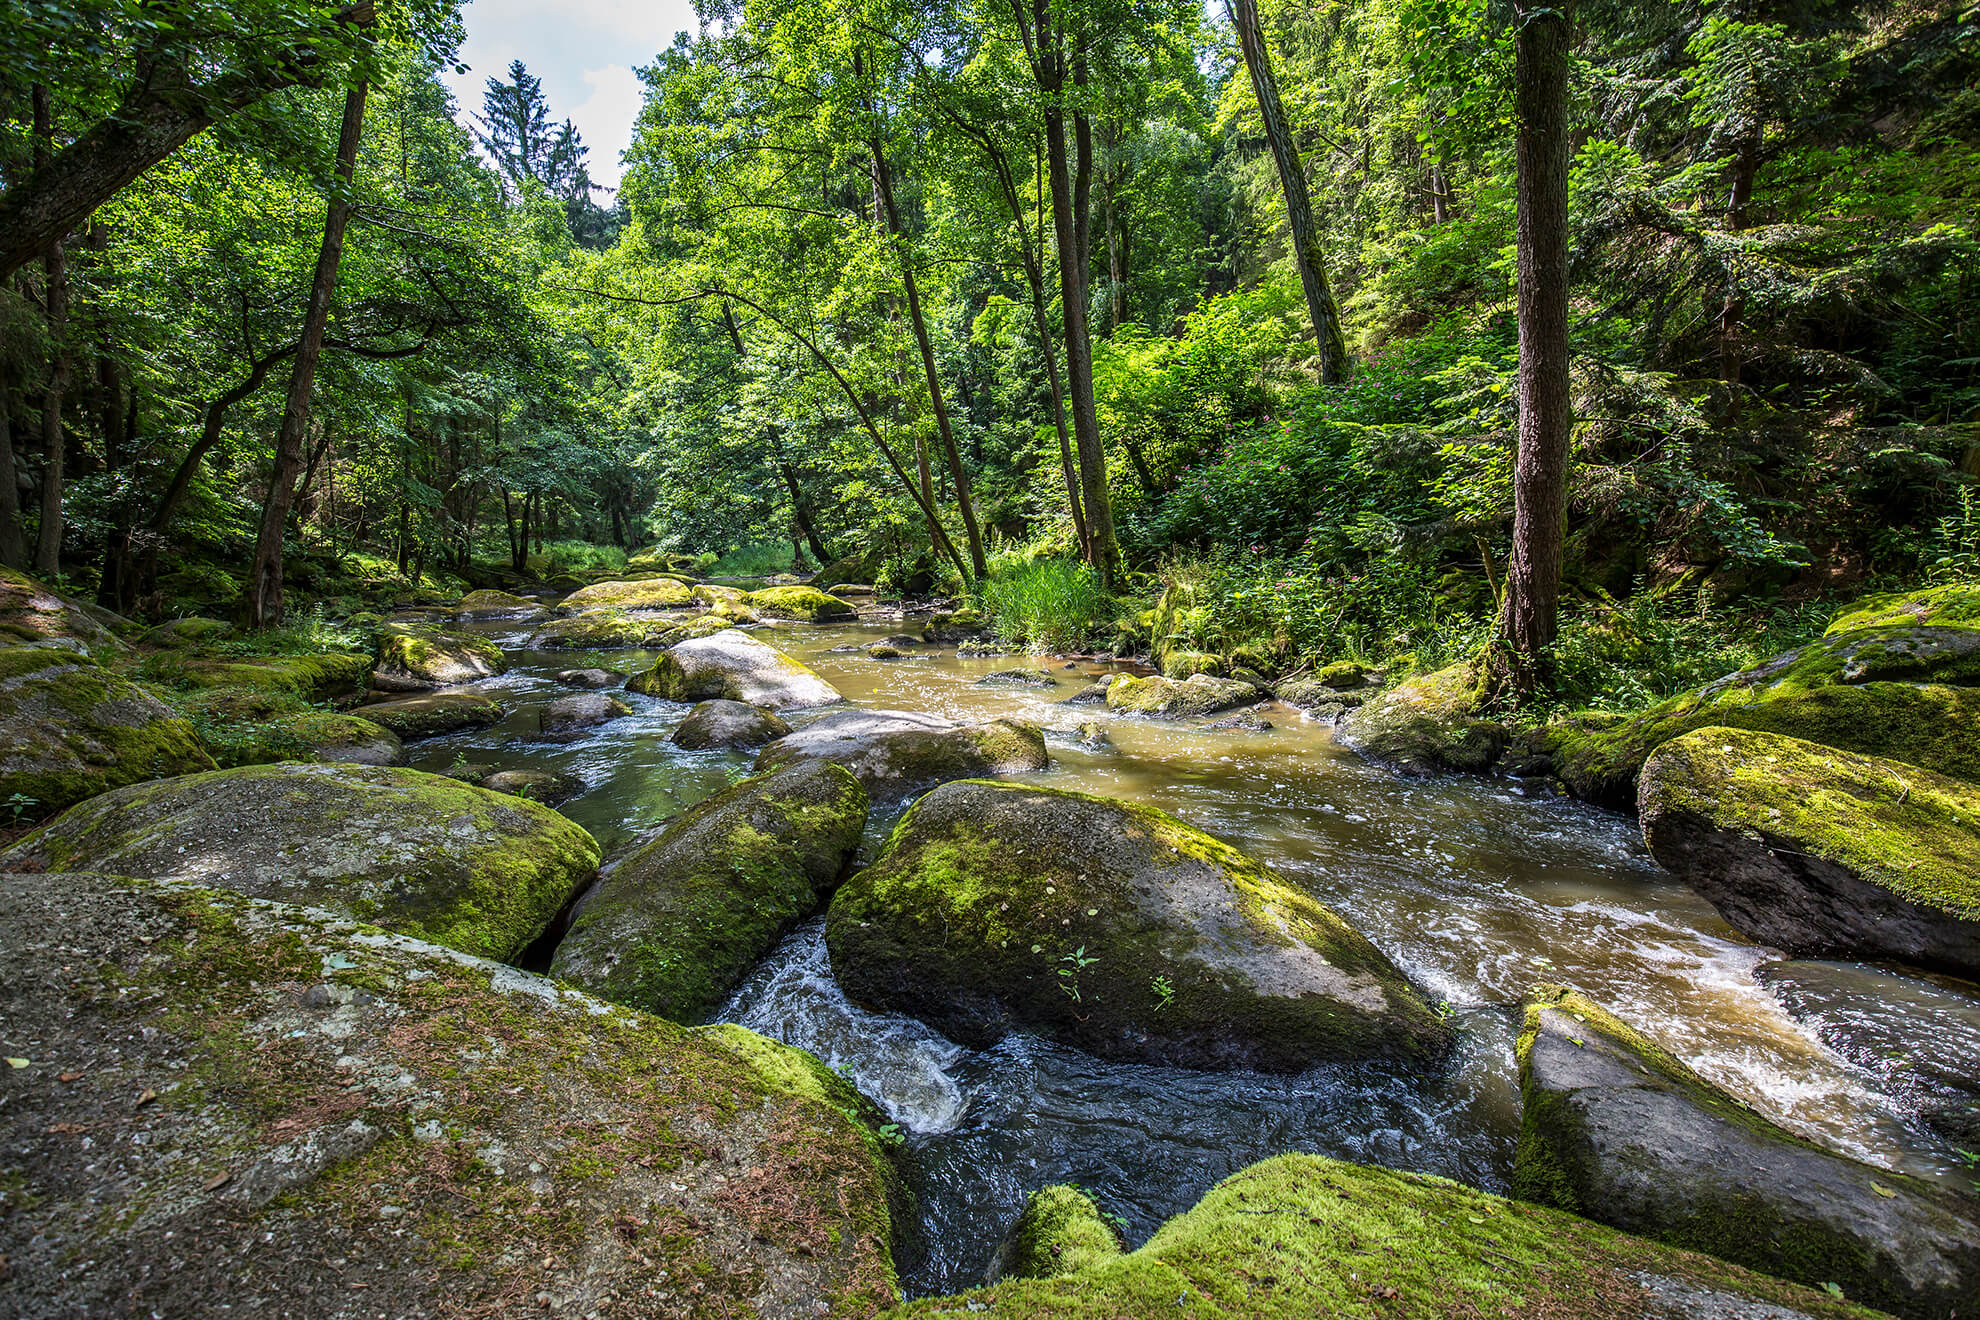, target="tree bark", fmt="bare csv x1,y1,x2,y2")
0,394,24,568
780,461,831,563
1229,0,1350,382
1498,2,1575,674
0,3,376,281
245,80,367,628
32,86,71,579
